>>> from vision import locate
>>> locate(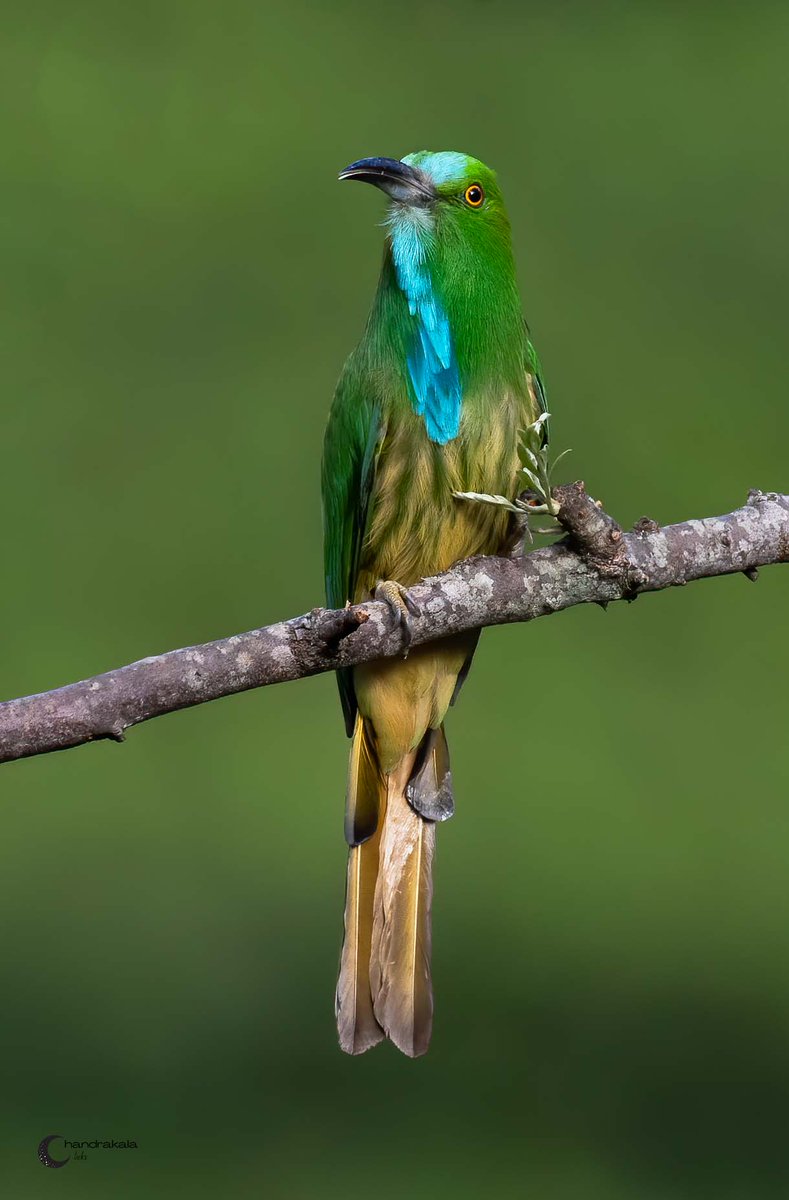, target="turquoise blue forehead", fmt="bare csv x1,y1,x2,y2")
401,150,471,188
